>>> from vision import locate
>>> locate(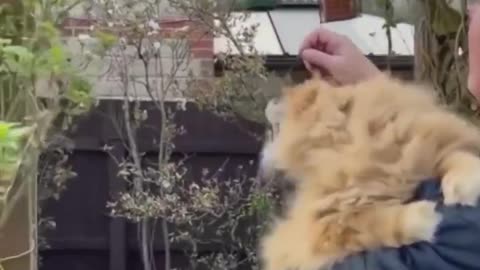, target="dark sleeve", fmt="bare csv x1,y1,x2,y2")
331,179,480,270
